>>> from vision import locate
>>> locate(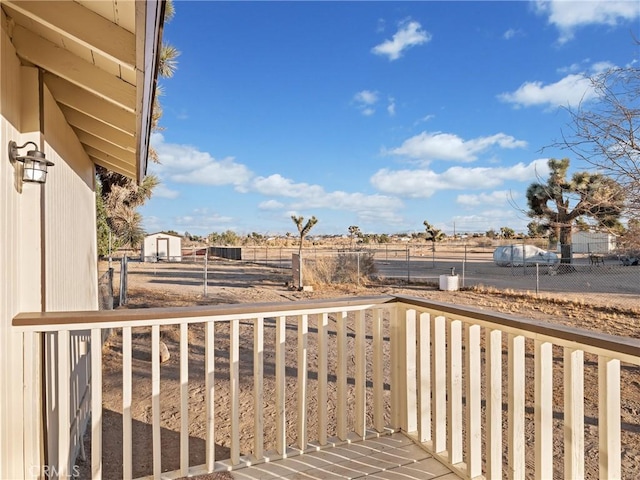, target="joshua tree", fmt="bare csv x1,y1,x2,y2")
526,158,625,263
291,215,318,256
423,220,445,247
348,225,361,247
